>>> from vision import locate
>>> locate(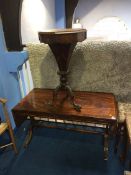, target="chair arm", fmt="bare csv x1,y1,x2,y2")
0,98,7,104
